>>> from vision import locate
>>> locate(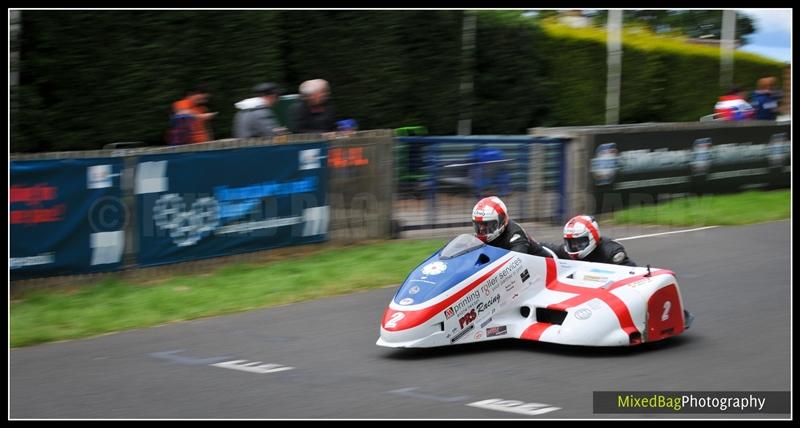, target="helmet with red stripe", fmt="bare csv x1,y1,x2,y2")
563,215,601,260
472,196,509,243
